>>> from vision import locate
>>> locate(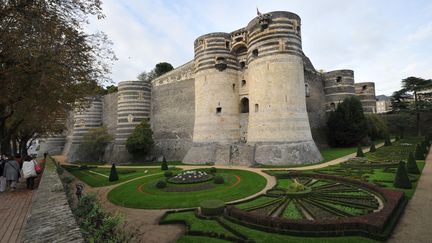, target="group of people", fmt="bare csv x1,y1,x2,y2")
0,154,40,192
